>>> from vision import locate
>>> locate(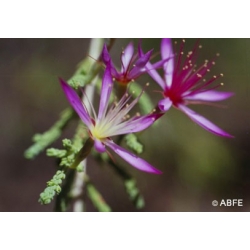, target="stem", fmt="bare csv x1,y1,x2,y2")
70,39,104,212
